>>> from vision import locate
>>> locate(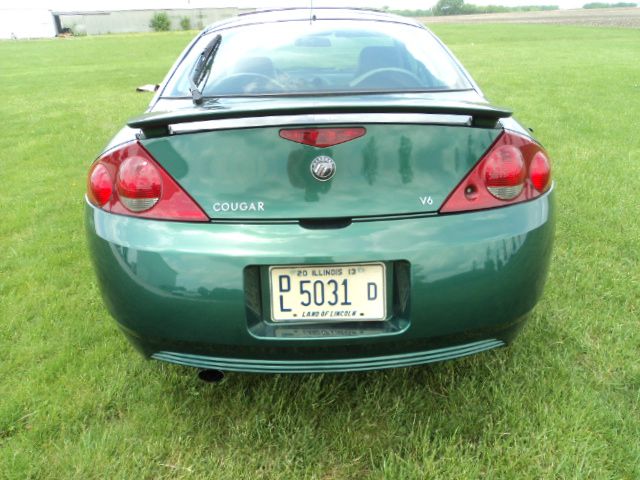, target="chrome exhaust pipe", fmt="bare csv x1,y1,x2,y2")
198,369,225,383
